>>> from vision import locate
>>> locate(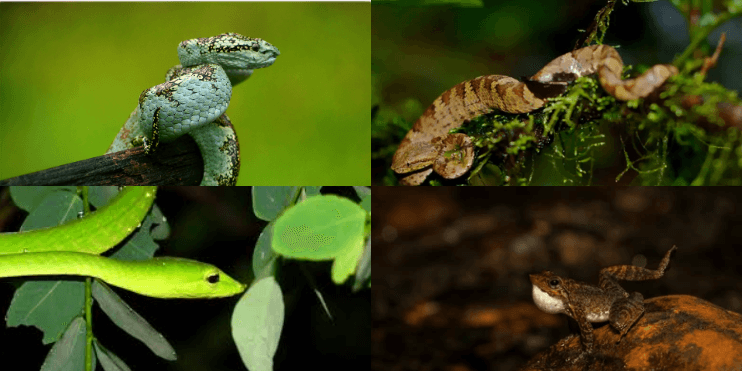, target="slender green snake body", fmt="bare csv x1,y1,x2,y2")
106,33,280,185
0,187,245,299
